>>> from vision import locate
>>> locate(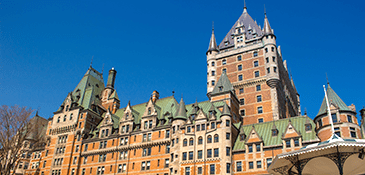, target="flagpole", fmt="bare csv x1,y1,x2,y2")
323,85,334,134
